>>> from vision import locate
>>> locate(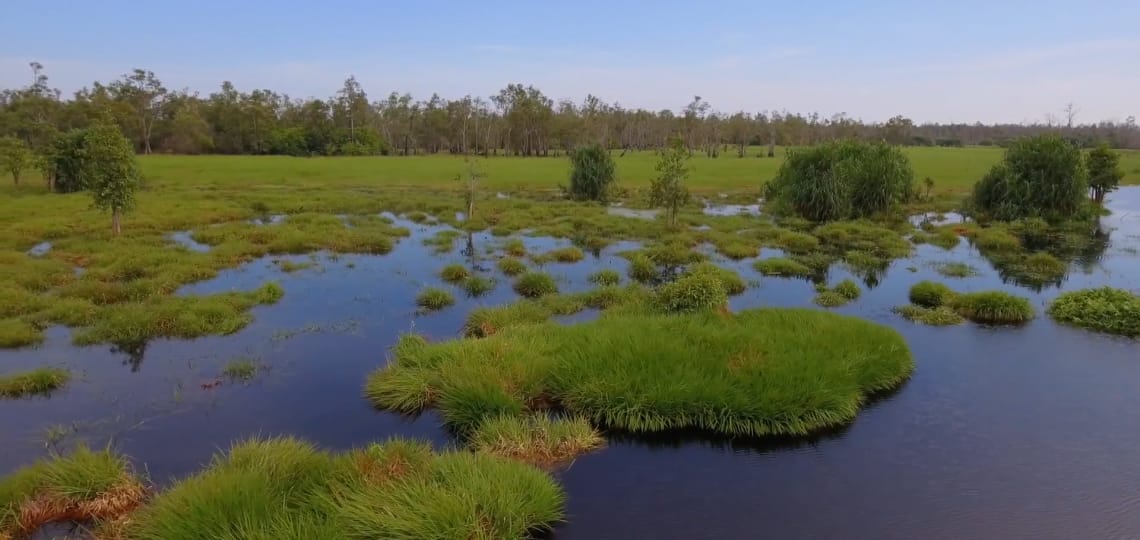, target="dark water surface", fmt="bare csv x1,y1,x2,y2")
3,191,1140,539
